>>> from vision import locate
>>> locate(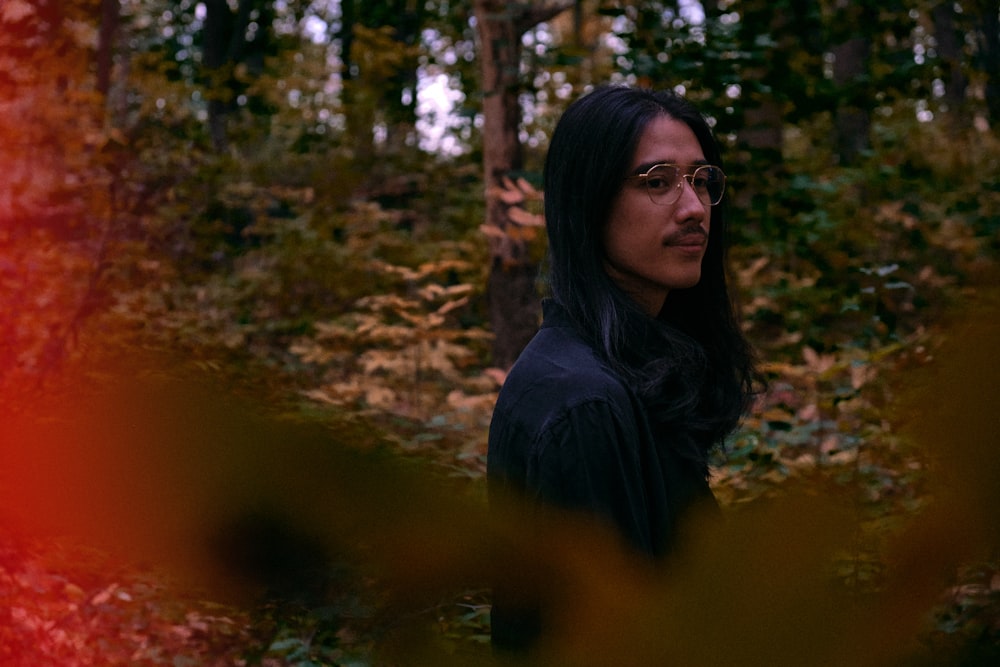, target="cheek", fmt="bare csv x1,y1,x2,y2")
603,197,643,253
602,212,632,264
600,200,620,257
